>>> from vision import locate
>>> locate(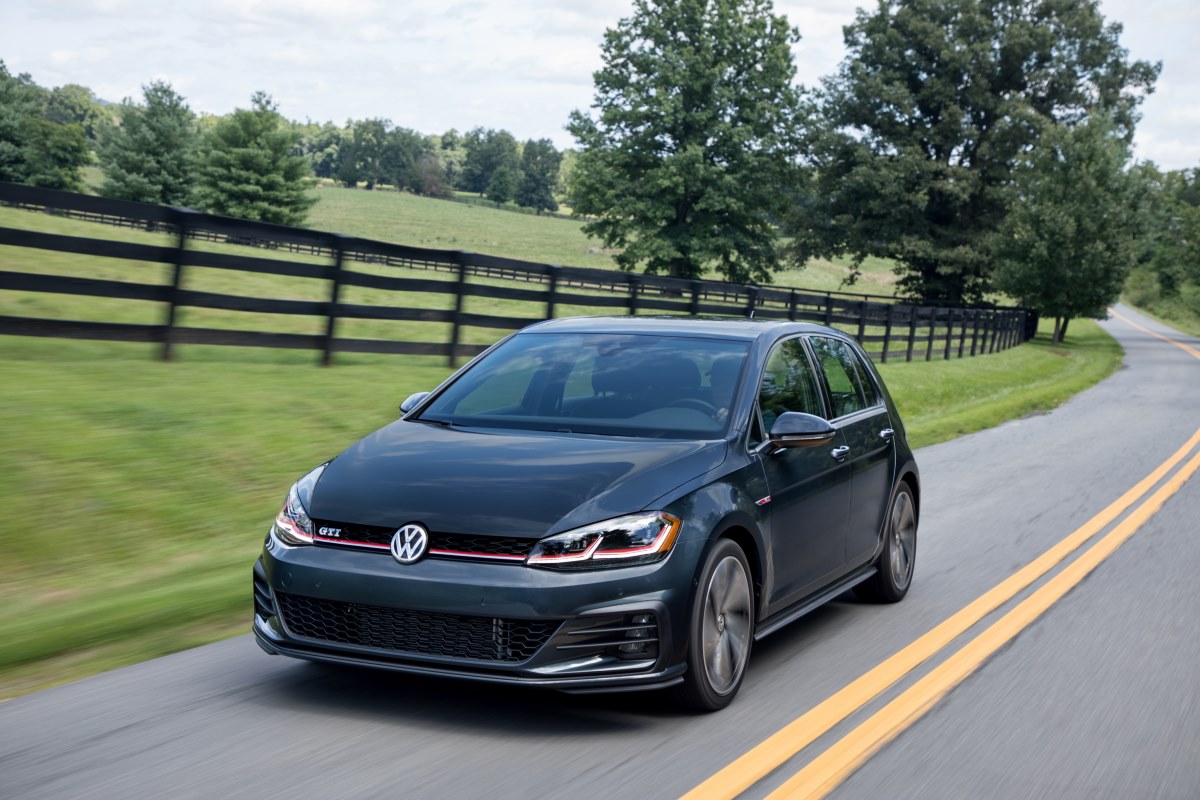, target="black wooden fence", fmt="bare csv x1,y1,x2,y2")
0,182,1034,366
